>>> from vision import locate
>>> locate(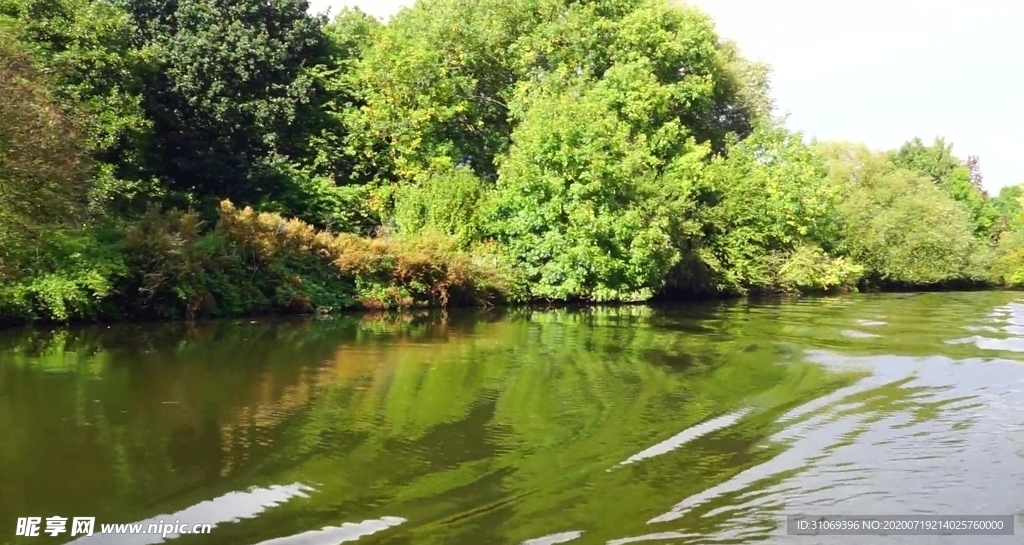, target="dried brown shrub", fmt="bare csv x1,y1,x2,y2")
215,200,511,308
